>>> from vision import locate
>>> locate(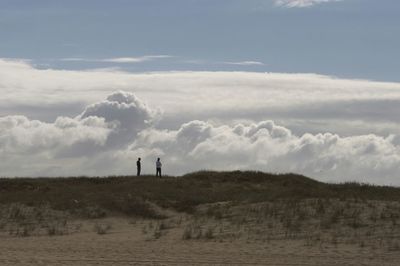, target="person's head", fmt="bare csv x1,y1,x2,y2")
138,157,141,161
157,157,160,161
